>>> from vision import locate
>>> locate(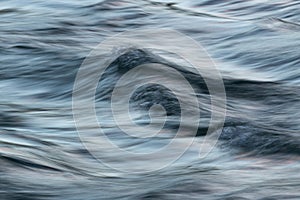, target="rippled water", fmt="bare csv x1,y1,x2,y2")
1,0,300,199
